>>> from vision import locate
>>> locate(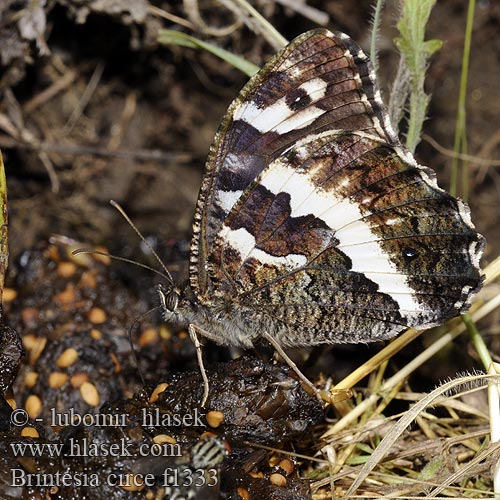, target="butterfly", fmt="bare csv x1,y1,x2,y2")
157,29,485,404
